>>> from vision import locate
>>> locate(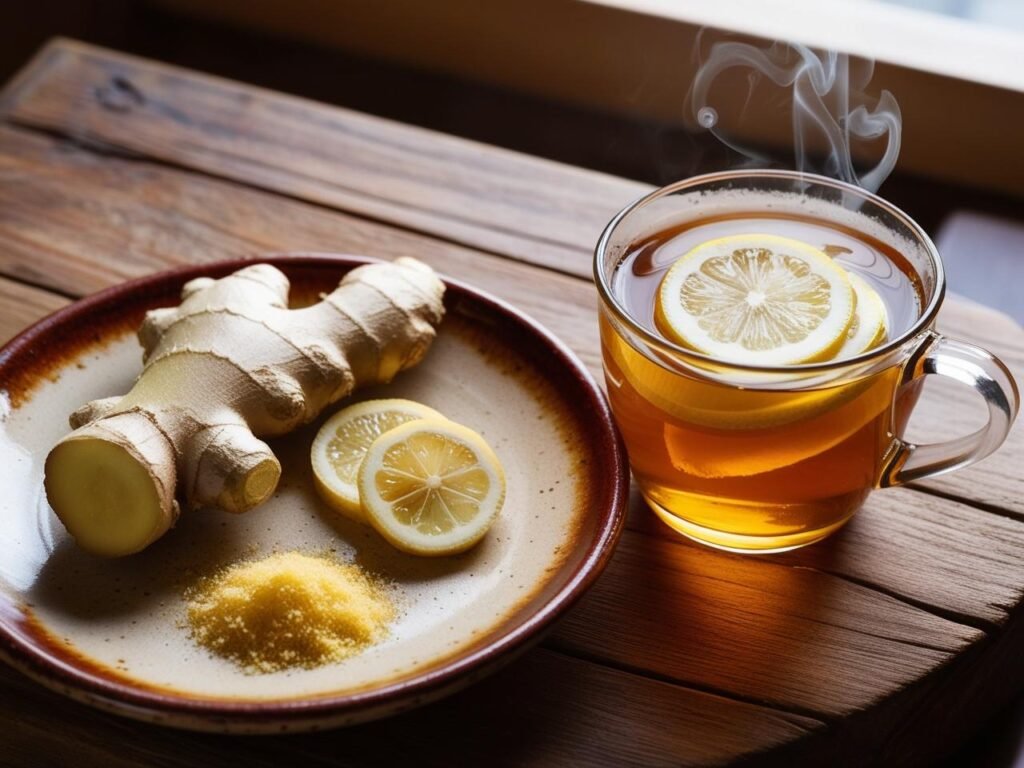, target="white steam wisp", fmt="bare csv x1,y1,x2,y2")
690,41,901,193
